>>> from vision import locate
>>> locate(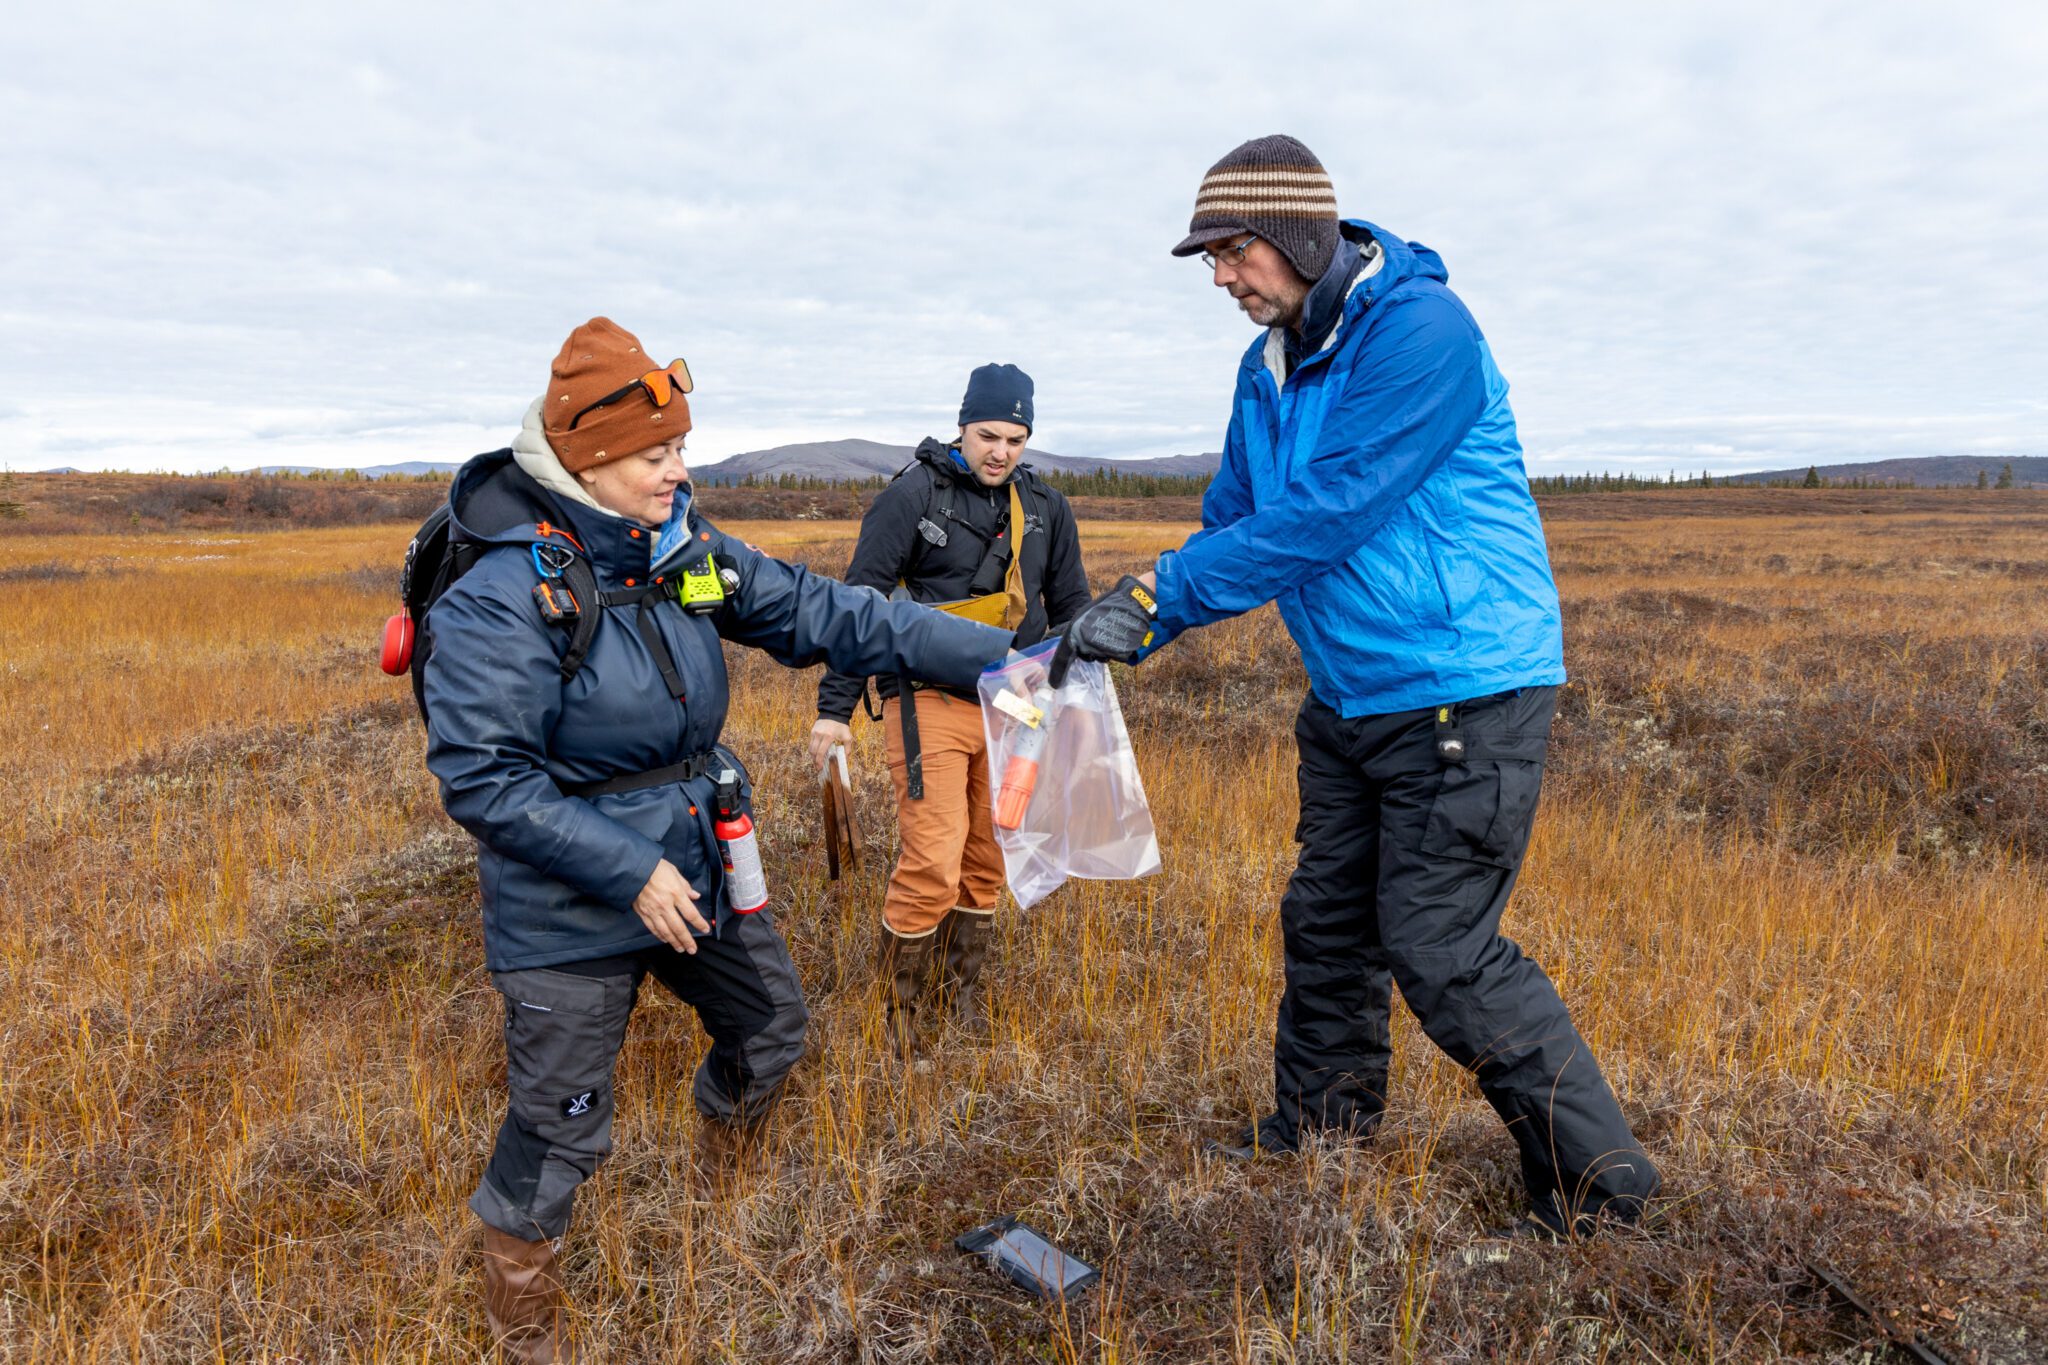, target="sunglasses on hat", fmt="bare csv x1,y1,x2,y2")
568,358,694,430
